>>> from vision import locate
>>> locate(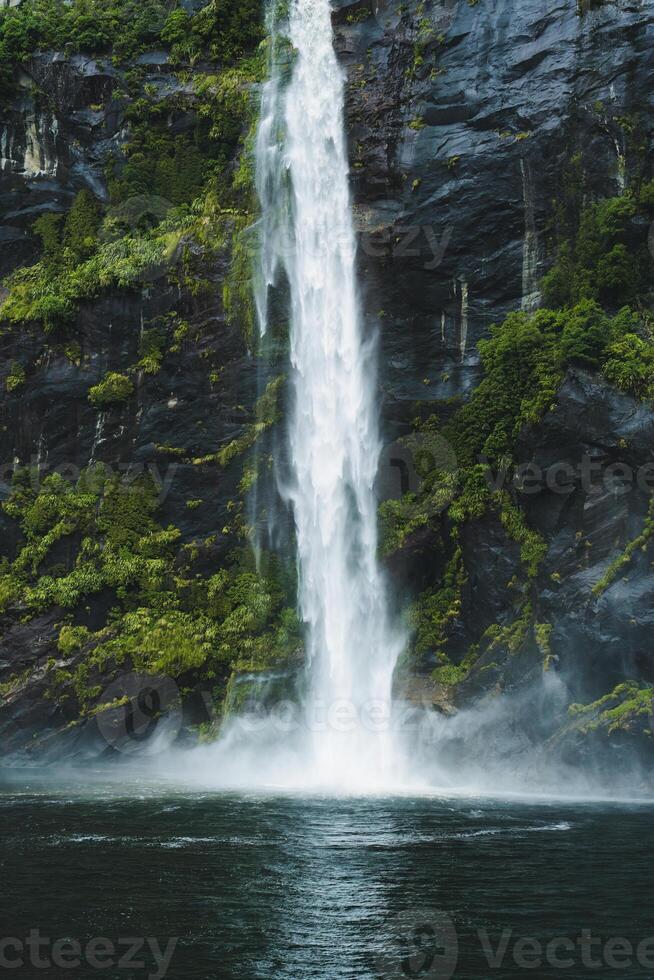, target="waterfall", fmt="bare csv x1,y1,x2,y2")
254,0,403,787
